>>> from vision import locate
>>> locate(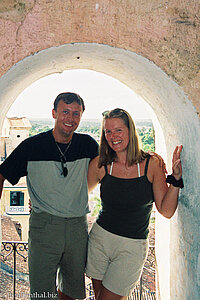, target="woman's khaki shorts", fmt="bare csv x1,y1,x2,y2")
86,223,148,296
